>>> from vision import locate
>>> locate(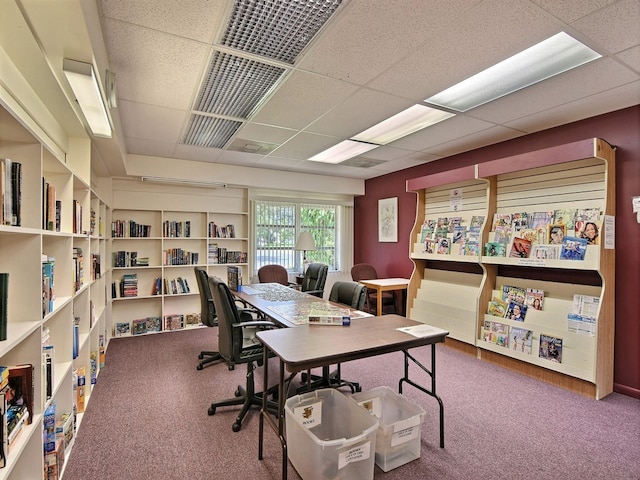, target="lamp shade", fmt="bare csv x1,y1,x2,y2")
295,231,316,251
